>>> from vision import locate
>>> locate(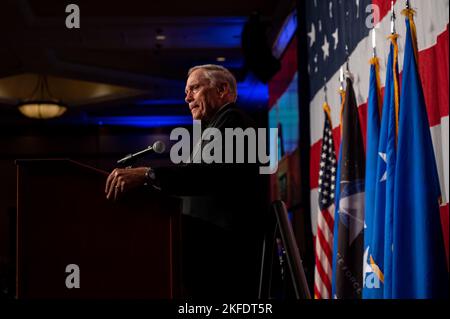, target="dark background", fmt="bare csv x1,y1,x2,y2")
0,0,304,299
